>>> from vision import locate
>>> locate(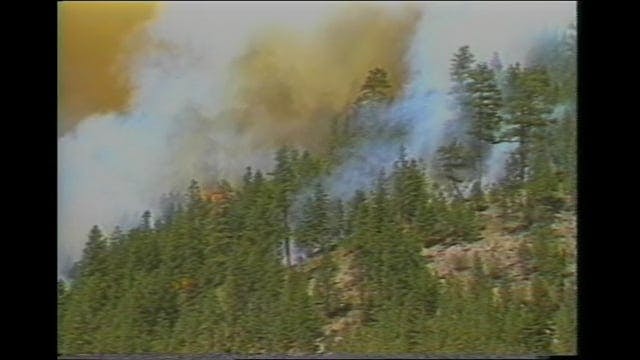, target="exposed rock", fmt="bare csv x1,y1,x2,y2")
421,207,576,282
